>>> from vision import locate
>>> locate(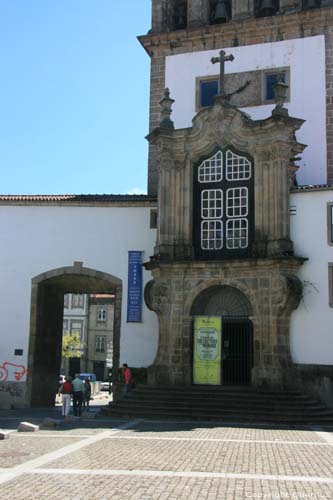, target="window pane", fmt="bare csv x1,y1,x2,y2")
201,190,223,219
331,206,333,243
226,150,251,181
226,219,248,249
266,72,286,100
198,151,223,183
200,80,218,107
226,188,248,218
201,220,223,249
